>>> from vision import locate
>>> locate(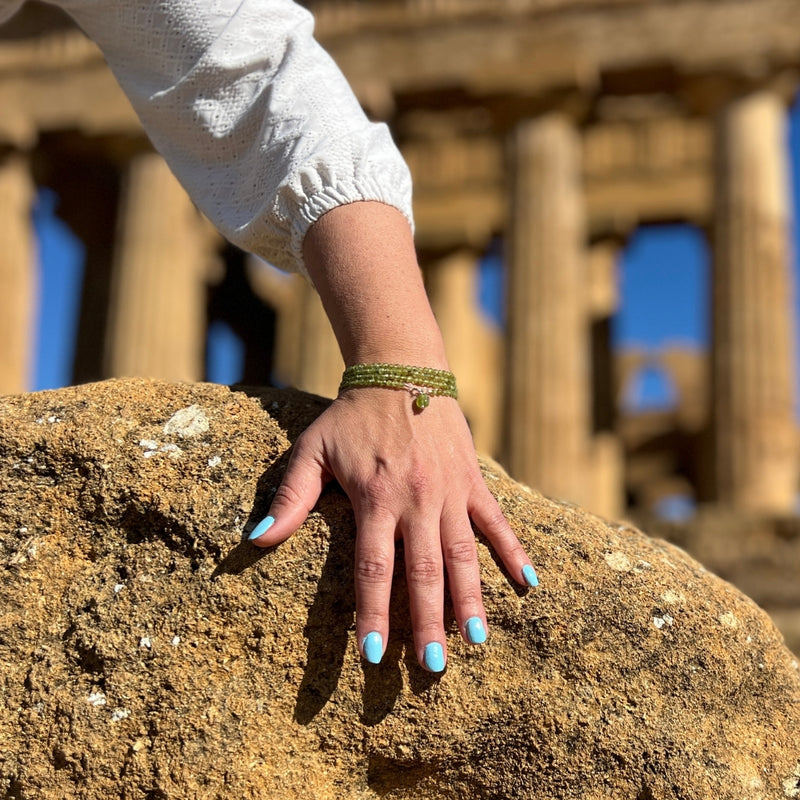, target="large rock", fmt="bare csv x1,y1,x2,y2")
1,378,799,800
